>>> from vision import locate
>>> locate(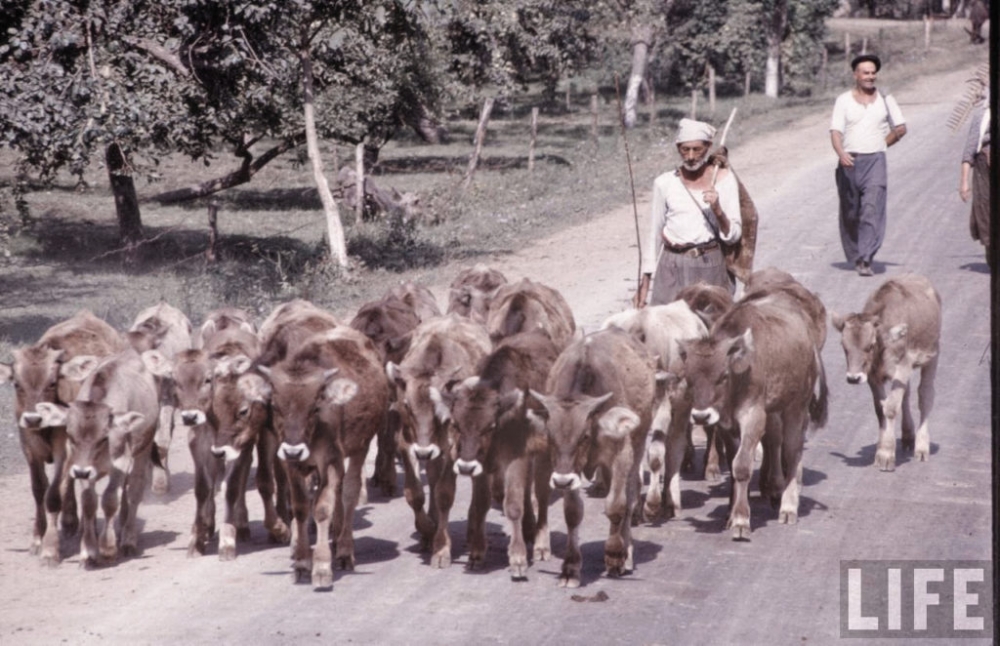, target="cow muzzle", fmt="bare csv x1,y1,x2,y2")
211,445,241,462
18,411,43,429
690,407,720,426
71,465,98,481
180,409,207,426
845,373,867,385
453,459,483,477
410,443,441,461
550,472,582,491
277,442,310,462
